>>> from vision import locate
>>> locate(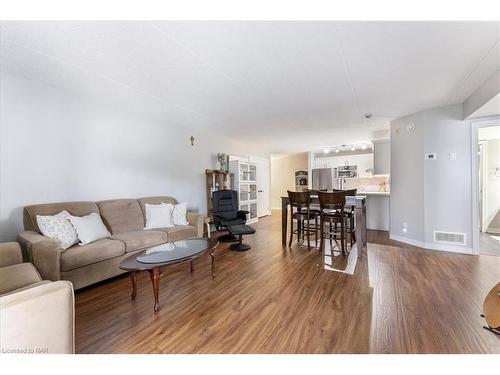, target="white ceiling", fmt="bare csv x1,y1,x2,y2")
1,21,499,154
